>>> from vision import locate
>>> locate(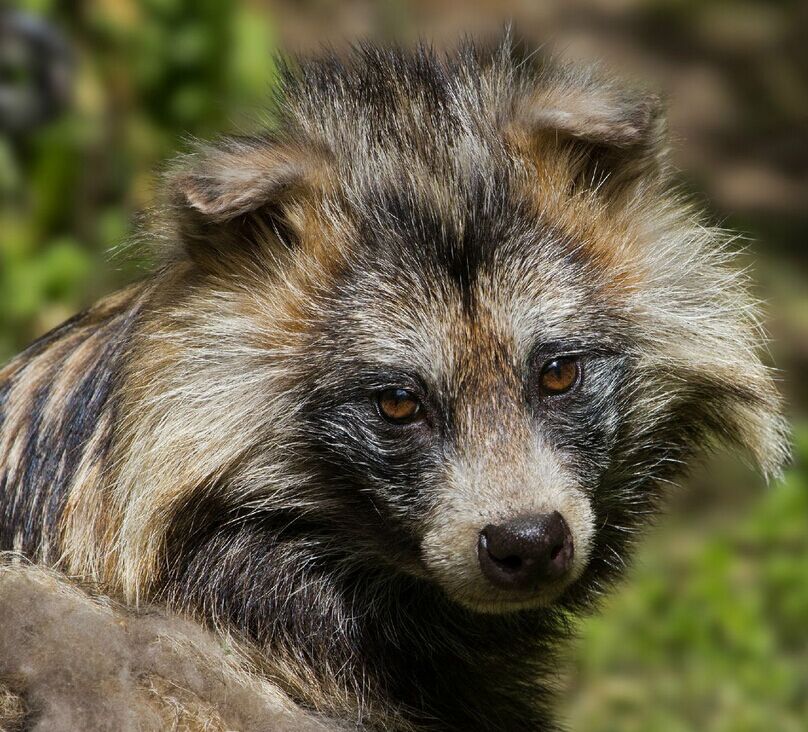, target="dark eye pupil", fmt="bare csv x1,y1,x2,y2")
378,388,421,423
